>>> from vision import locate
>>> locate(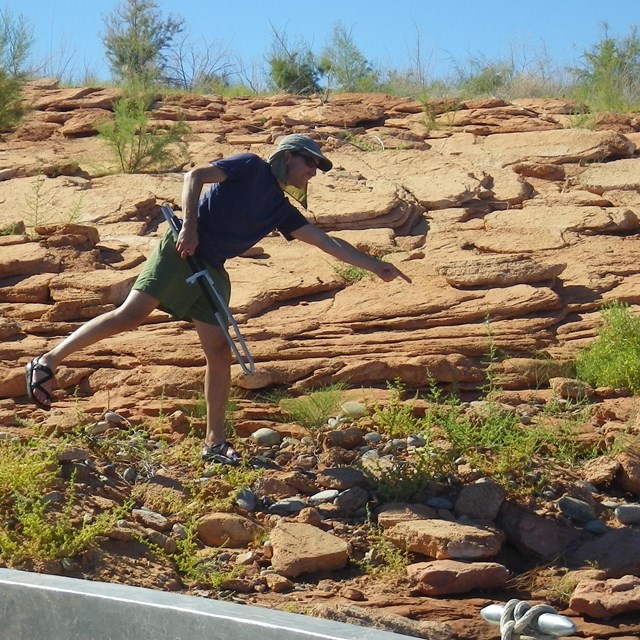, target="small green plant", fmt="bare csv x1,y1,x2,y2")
279,383,345,430
544,571,581,608
445,404,544,478
481,315,507,398
332,262,372,283
24,173,57,228
340,129,384,151
567,110,598,130
98,89,190,173
575,301,640,393
201,464,264,512
356,509,408,577
511,565,579,609
81,421,160,480
422,101,440,131
0,221,23,235
362,452,435,502
167,521,243,588
373,379,424,438
23,172,86,230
